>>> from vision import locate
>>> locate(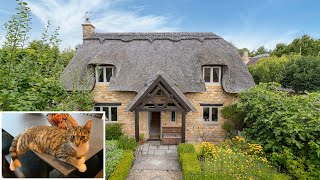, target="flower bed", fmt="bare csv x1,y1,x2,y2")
178,138,289,180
